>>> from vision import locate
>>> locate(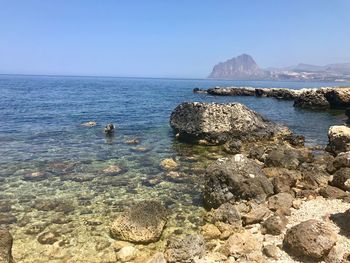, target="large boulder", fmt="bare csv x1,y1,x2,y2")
326,125,350,155
170,102,291,145
110,201,167,244
203,154,274,209
293,90,330,110
0,229,13,263
324,88,350,109
283,219,337,260
331,168,350,191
